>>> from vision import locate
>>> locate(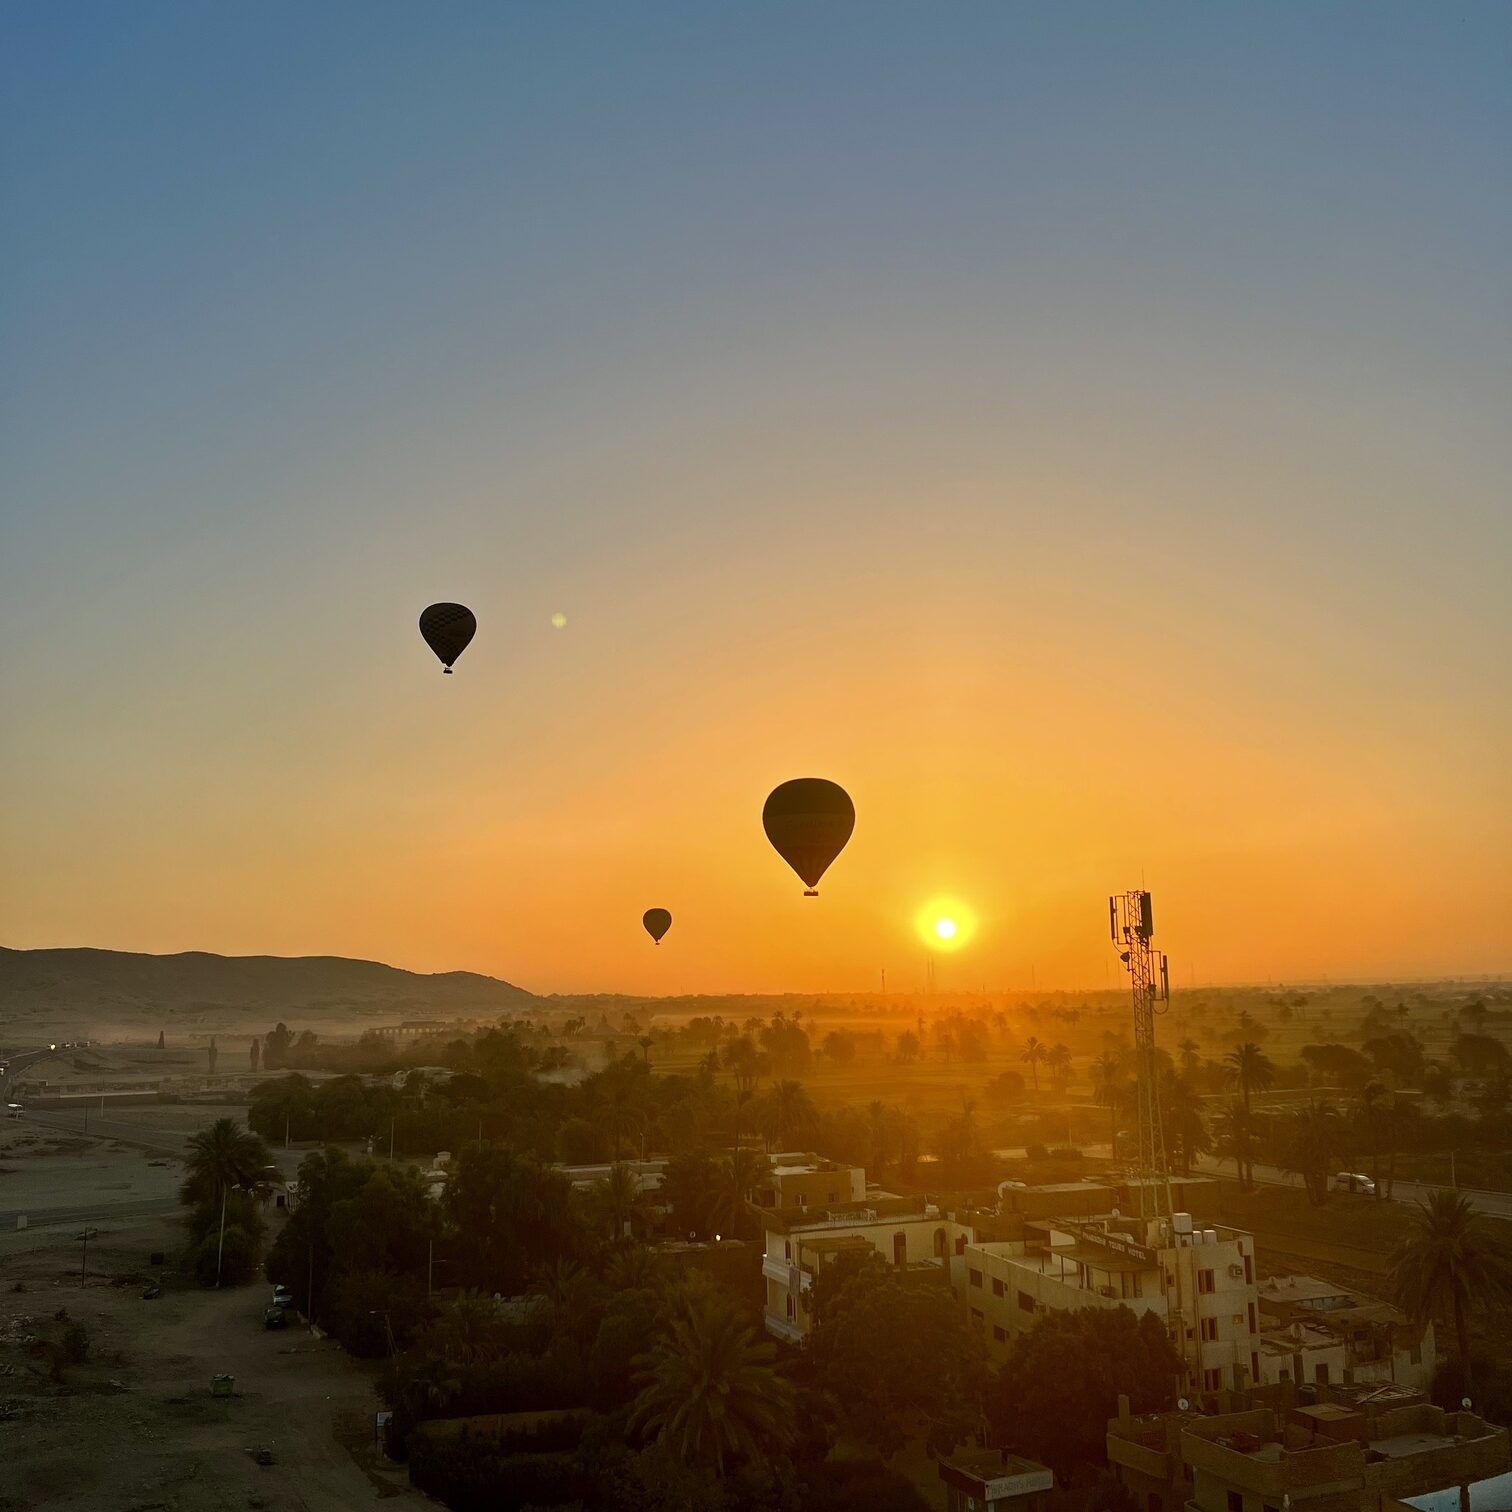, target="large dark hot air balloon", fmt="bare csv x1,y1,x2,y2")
762,778,855,896
419,603,476,673
643,908,672,944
